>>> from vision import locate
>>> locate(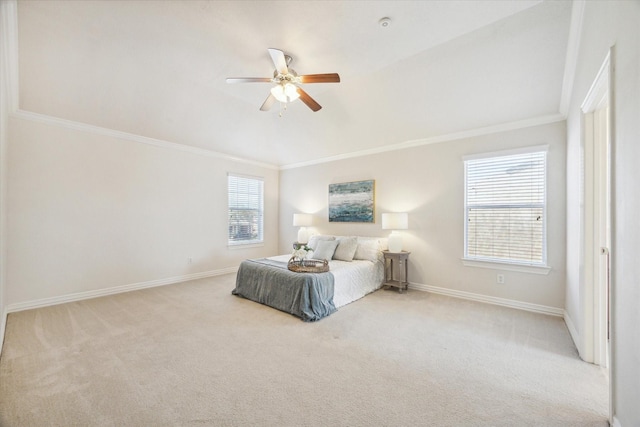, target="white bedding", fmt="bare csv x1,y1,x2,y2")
267,254,384,308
